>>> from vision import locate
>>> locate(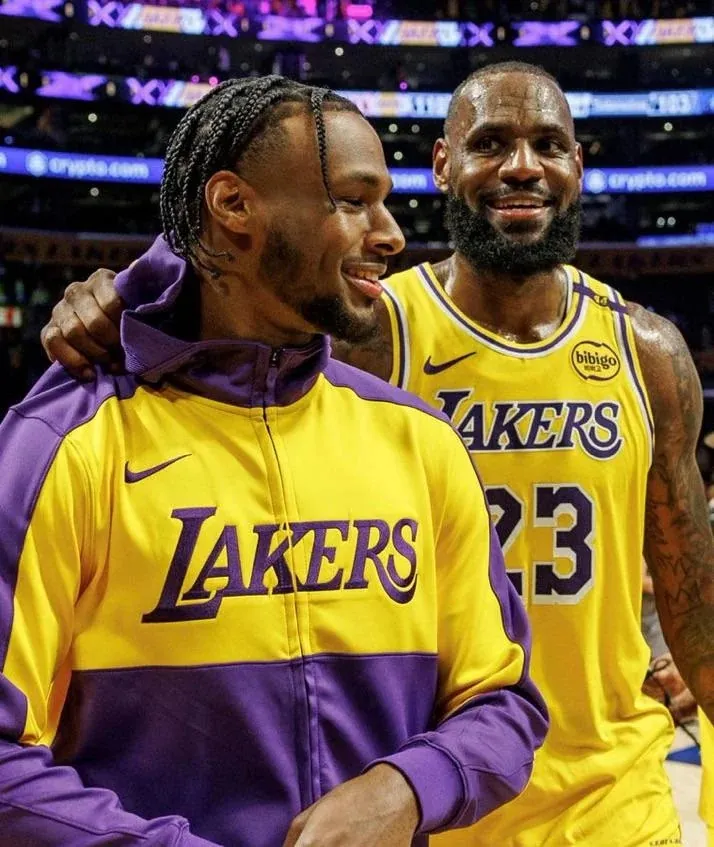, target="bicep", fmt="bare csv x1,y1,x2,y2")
631,304,714,624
